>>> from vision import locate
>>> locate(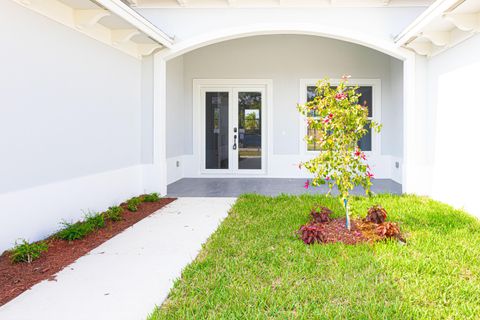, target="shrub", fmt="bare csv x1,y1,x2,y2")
85,212,105,229
298,223,326,244
10,239,48,264
310,206,333,223
56,221,94,241
143,192,160,202
105,206,123,221
365,205,387,224
376,222,401,239
127,197,142,212
56,212,104,241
